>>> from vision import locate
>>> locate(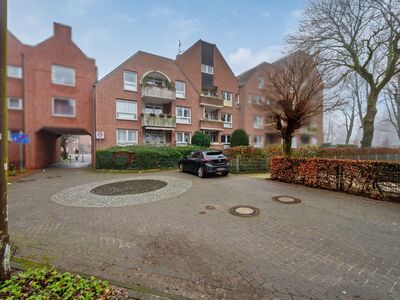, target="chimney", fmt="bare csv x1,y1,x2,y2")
53,22,72,40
